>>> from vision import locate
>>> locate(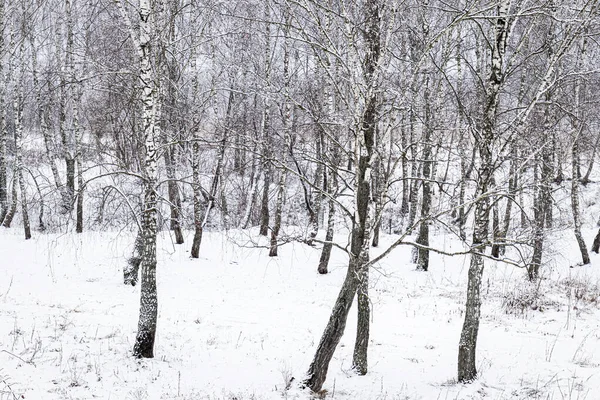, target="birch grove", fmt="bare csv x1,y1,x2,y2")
1,0,600,392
